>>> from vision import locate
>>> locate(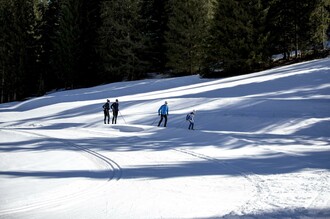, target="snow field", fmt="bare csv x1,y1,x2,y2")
0,58,330,218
